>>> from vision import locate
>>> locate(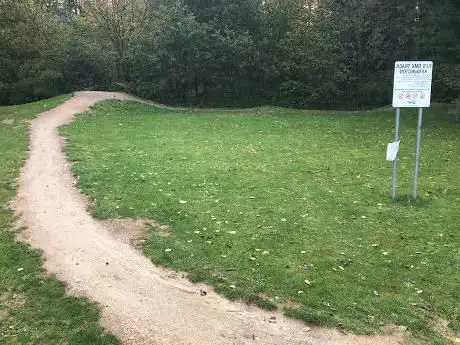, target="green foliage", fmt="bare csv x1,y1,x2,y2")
0,1,112,104
0,0,459,108
60,18,114,91
448,96,460,124
0,1,73,103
